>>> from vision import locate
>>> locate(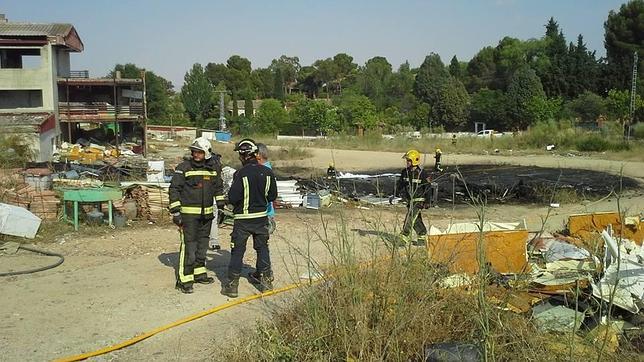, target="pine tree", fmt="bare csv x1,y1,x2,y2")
449,55,462,79
539,17,569,97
